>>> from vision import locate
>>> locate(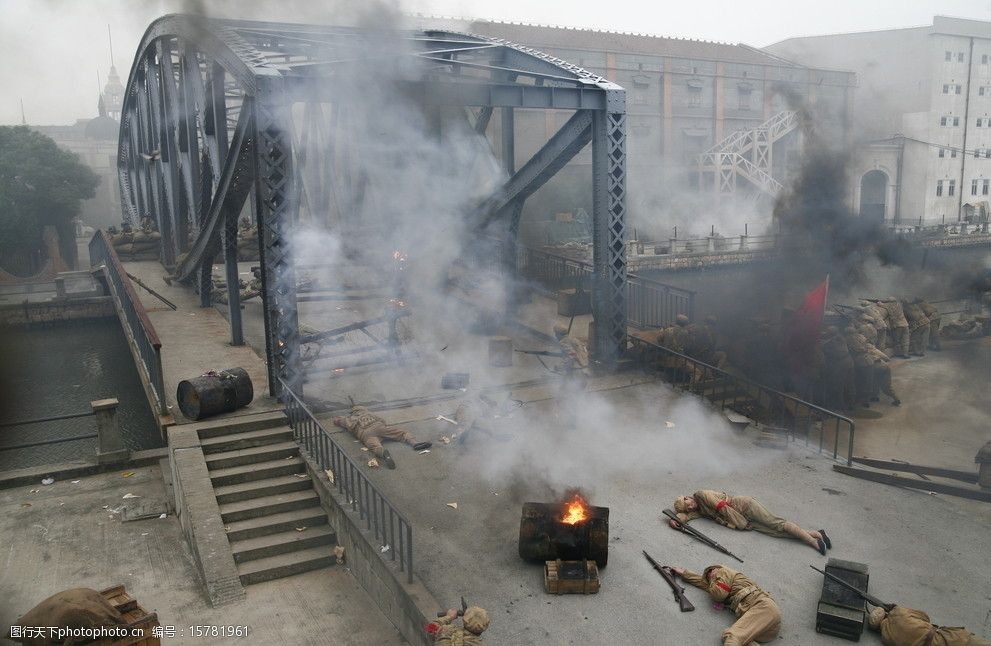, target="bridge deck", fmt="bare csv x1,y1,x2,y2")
122,261,279,424
310,374,991,645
